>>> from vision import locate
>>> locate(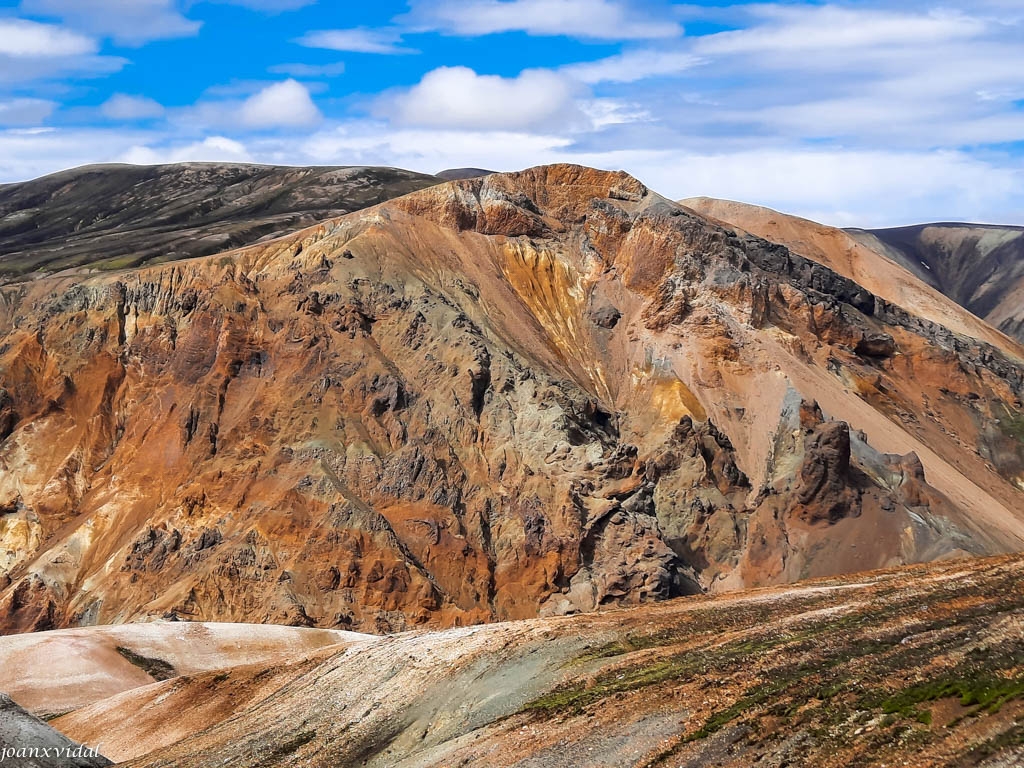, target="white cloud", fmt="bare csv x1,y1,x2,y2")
204,0,316,10
0,18,120,84
547,3,1024,153
268,62,346,77
378,66,582,131
295,123,1024,227
0,98,56,125
3,0,1024,231
579,98,648,127
301,123,574,174
563,49,704,84
4,120,1022,229
297,28,415,55
239,79,322,128
120,136,253,165
697,6,985,55
0,18,97,57
0,126,146,181
403,0,681,40
20,0,201,45
652,148,1024,228
101,94,165,120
